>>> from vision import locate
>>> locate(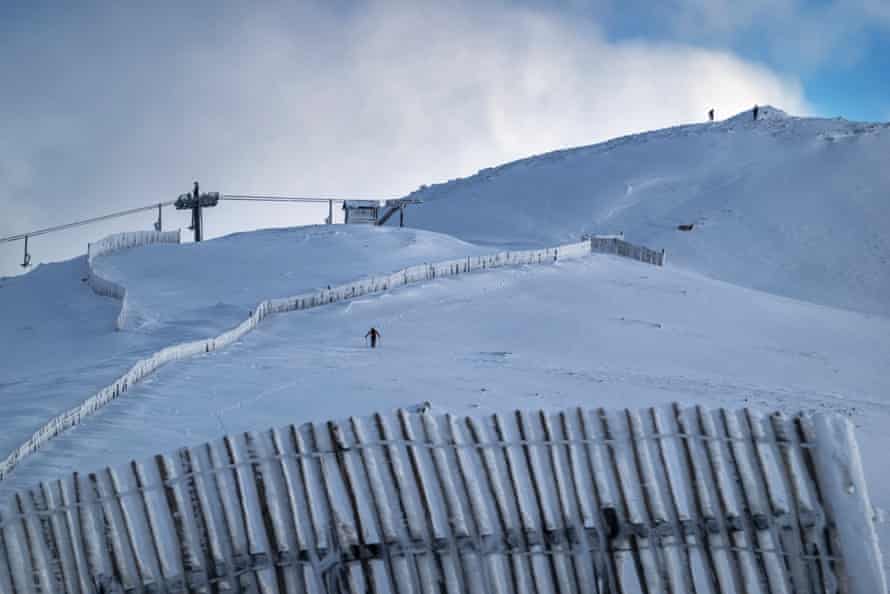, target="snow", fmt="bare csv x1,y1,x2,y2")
0,226,486,464
407,107,890,316
93,225,488,334
86,230,182,329
3,251,889,561
1,107,889,578
809,413,887,592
